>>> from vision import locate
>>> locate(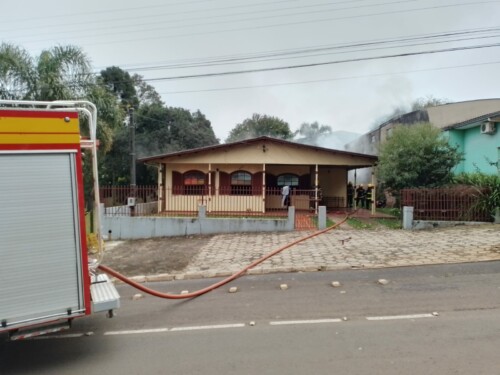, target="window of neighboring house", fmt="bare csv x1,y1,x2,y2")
386,127,393,138
371,134,377,143
277,174,299,187
231,171,252,195
183,171,205,195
